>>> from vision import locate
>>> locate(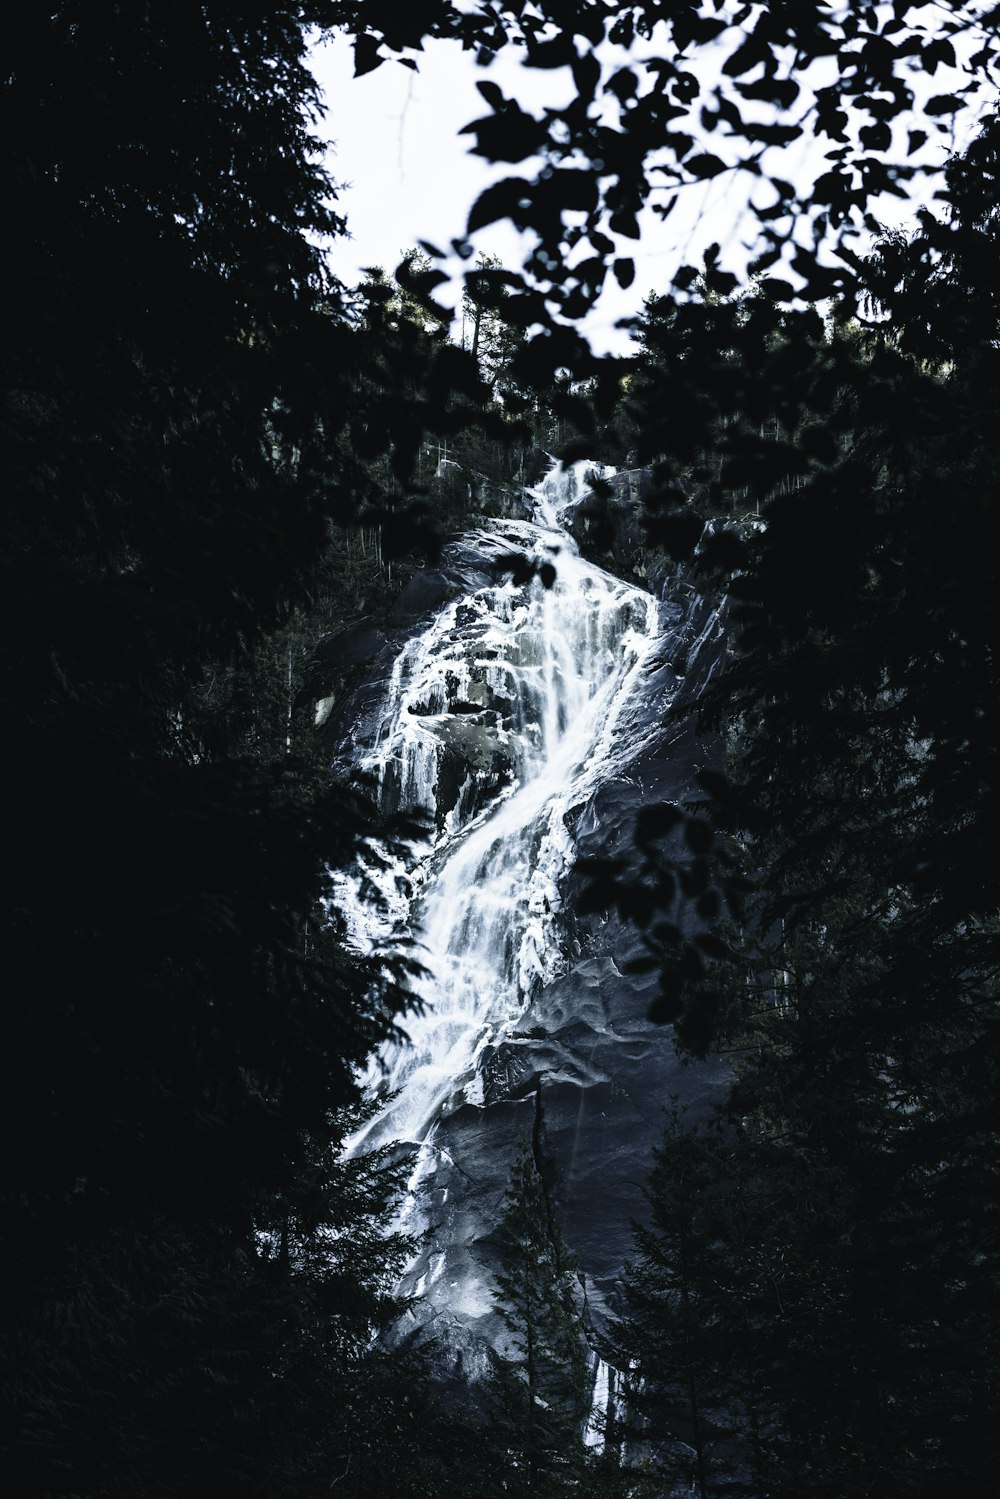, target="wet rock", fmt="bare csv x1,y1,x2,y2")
300,618,385,698
338,464,732,1382
472,476,534,521
391,568,459,623
434,721,517,829
563,468,652,581
300,619,394,747
394,573,730,1361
